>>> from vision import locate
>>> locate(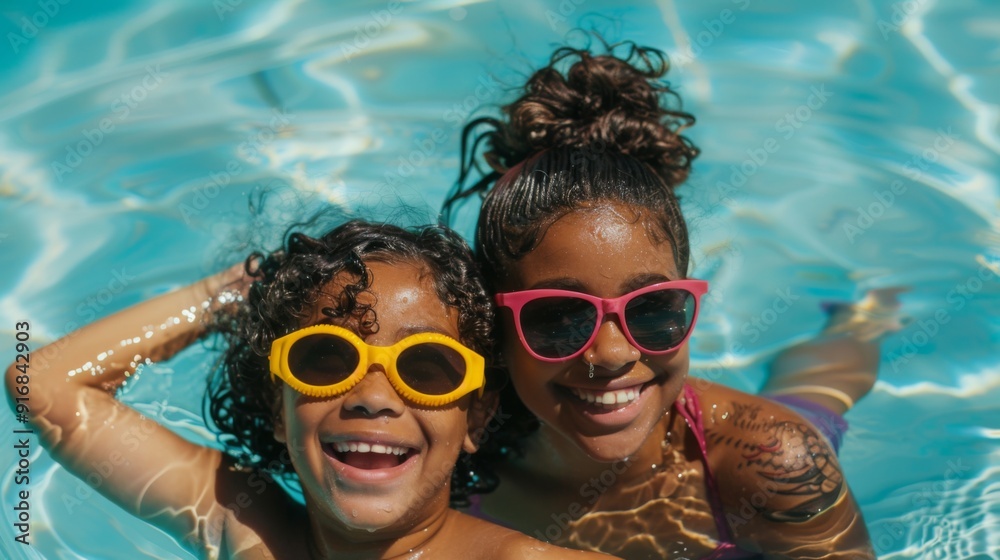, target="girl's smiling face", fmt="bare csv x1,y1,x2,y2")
274,260,488,537
500,202,690,462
